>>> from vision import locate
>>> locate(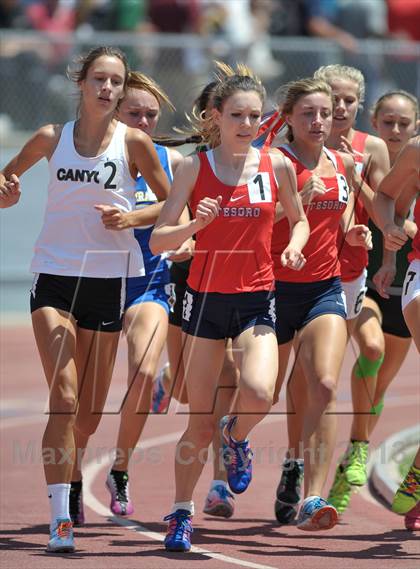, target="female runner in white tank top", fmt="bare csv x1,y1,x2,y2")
0,46,170,553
